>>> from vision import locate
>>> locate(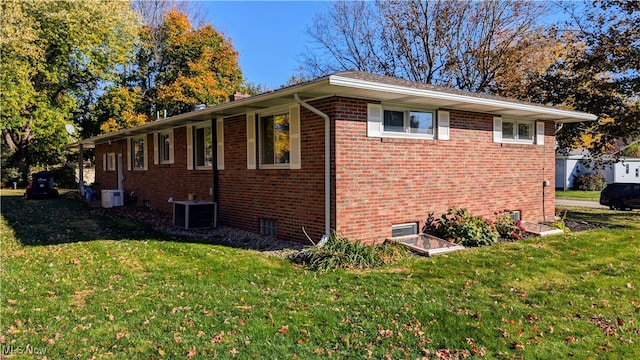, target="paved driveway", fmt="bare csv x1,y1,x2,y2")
556,199,608,209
